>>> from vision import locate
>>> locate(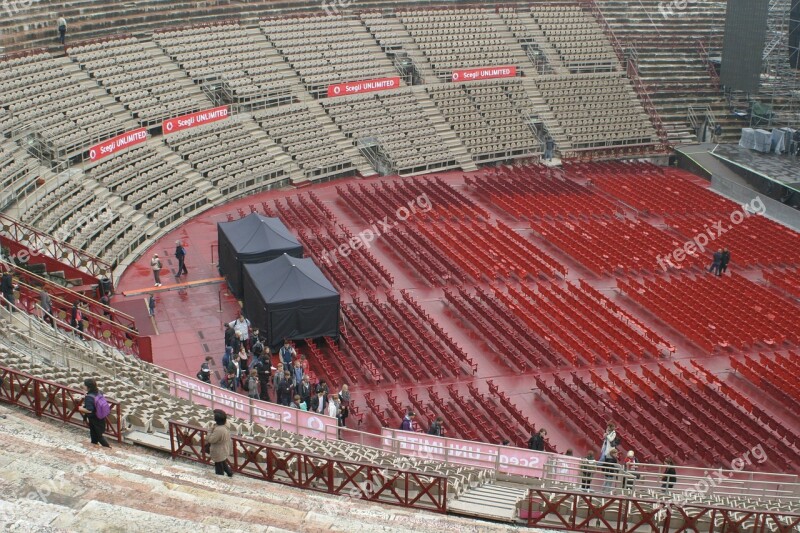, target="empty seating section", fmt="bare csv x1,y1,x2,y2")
69,36,208,126
0,139,39,210
532,217,701,275
21,178,99,237
260,15,397,95
764,268,800,299
530,4,617,72
153,23,292,109
163,120,287,197
427,80,542,162
587,162,737,214
396,8,518,77
252,103,355,180
322,90,457,174
538,363,799,471
466,164,622,219
663,213,800,268
0,52,128,159
730,351,800,415
534,73,656,150
618,273,800,353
